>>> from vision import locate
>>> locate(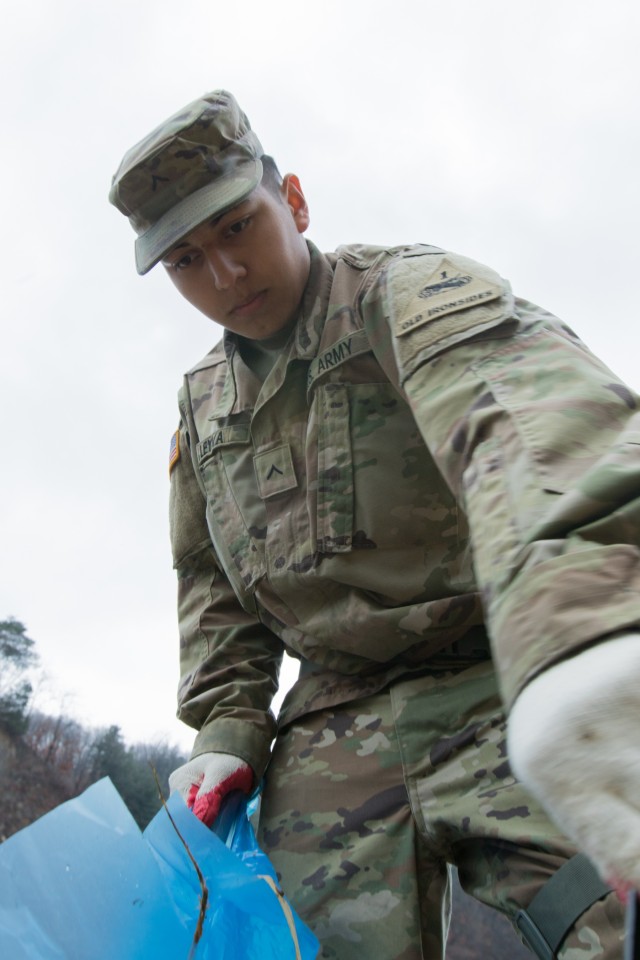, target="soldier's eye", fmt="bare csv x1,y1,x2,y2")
172,252,197,271
226,216,251,238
